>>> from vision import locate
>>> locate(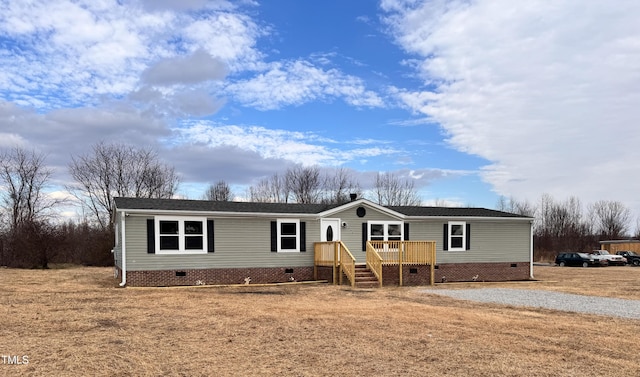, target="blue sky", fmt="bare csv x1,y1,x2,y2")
1,0,640,221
